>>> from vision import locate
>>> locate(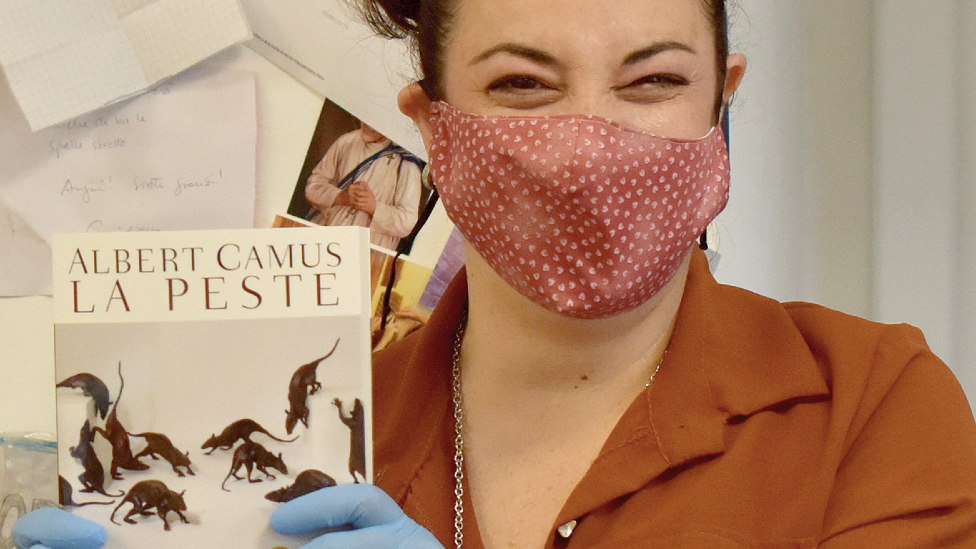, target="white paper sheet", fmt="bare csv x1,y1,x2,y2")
0,64,257,297
240,0,423,157
239,0,460,275
0,200,51,297
0,0,251,131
